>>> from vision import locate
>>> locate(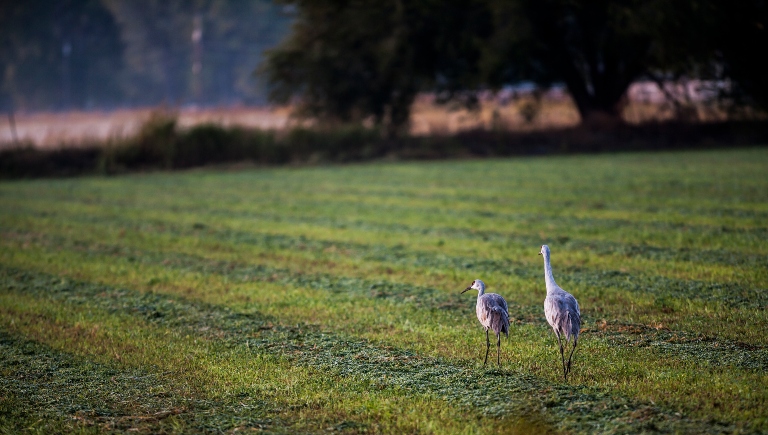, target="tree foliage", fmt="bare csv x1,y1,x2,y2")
482,0,672,123
1,0,764,124
261,0,491,134
714,1,768,109
263,0,768,128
